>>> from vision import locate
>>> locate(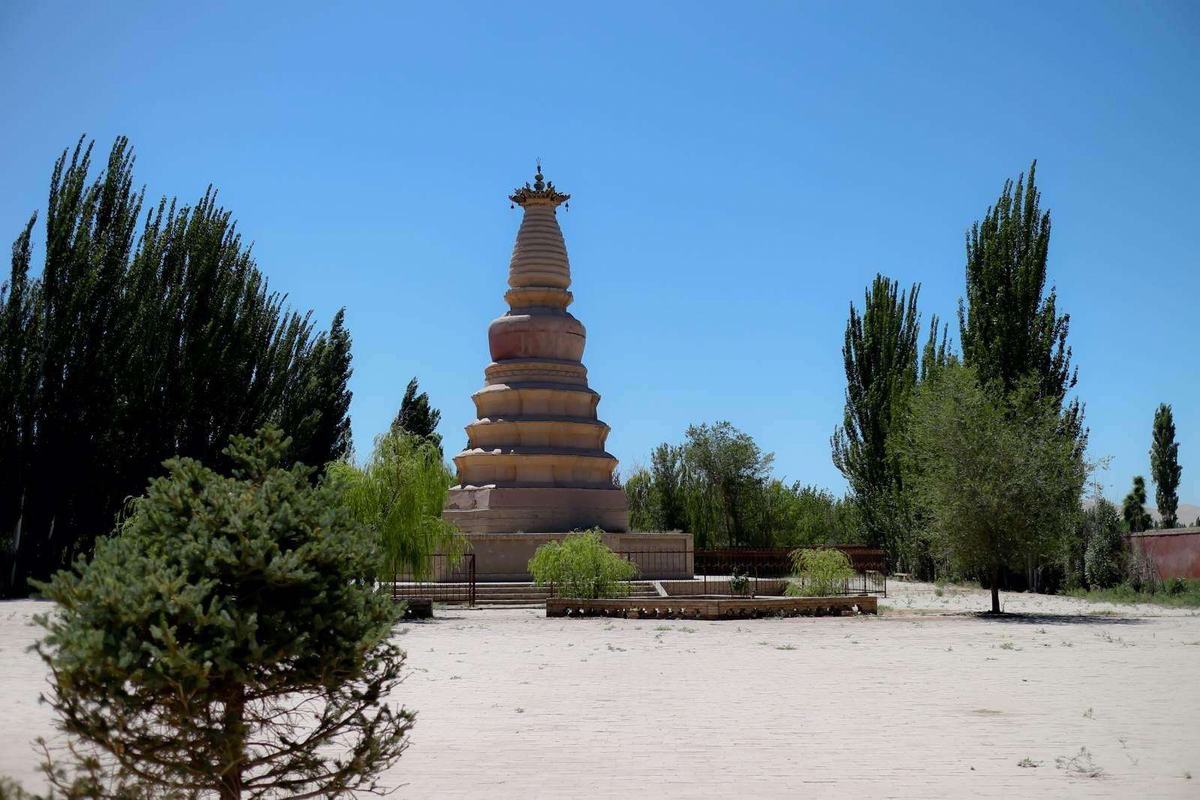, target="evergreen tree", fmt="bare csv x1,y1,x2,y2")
32,428,411,798
958,161,1084,444
831,274,922,557
0,138,353,597
390,377,442,450
281,308,354,469
1121,475,1153,533
1150,403,1182,528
